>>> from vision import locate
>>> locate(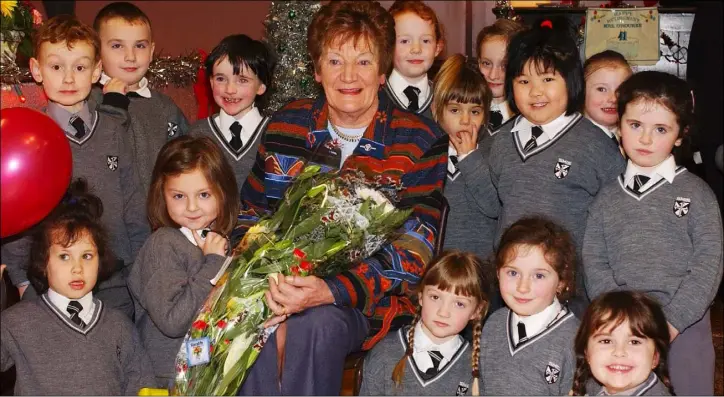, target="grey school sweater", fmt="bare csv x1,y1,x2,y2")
360,325,475,396
1,94,149,307
126,227,227,383
0,294,157,395
480,307,579,395
188,114,269,190
443,126,501,262
585,373,671,395
582,168,723,332
90,86,189,194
